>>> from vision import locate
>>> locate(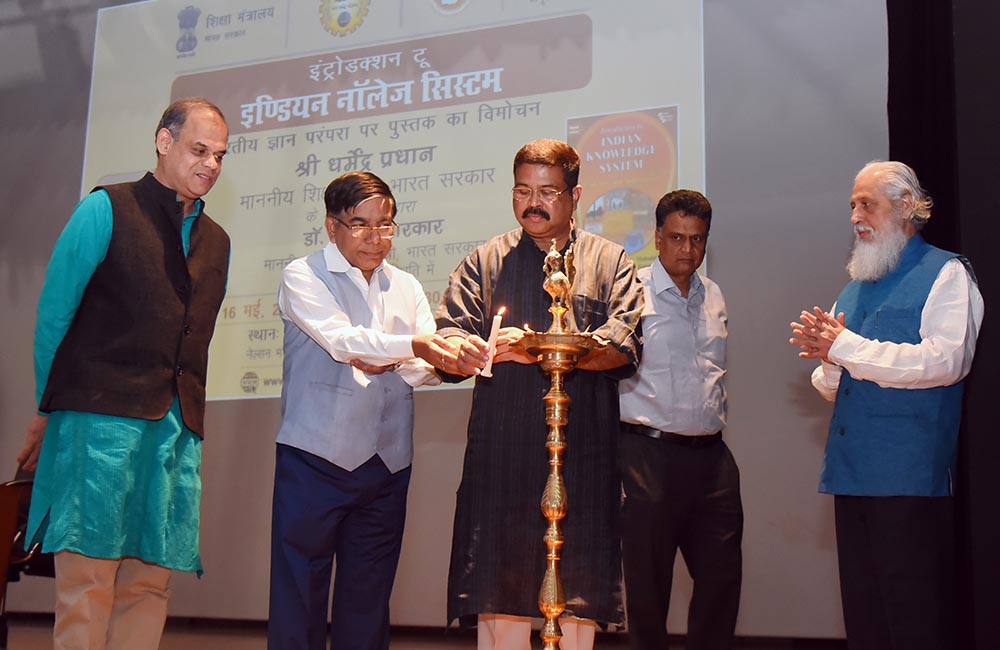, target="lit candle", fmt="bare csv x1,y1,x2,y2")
480,306,506,377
